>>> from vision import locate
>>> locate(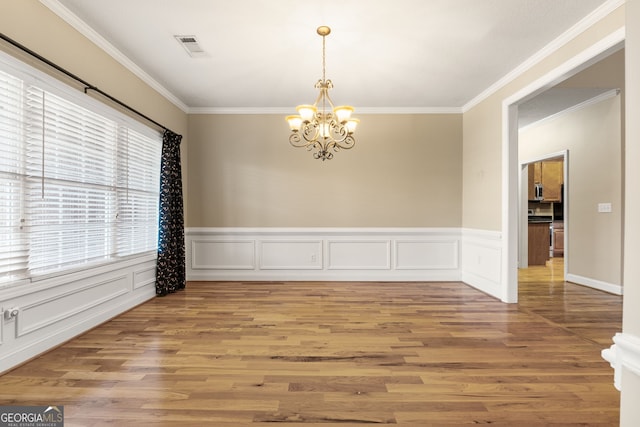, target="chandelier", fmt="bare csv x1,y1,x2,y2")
286,26,359,161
